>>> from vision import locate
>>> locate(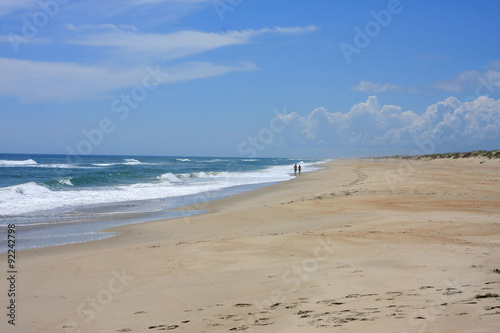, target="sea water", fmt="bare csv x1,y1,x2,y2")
0,154,326,251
